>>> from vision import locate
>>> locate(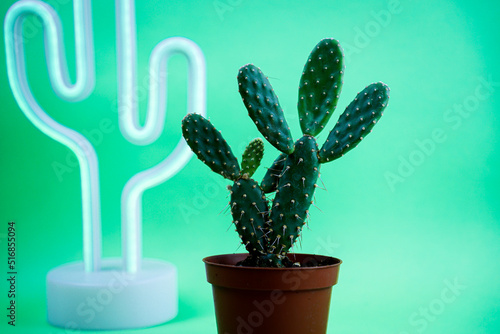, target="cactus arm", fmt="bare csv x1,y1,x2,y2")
241,138,265,178
181,113,240,181
319,82,390,163
267,136,320,256
238,64,295,154
298,38,344,137
261,153,288,193
230,178,269,255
